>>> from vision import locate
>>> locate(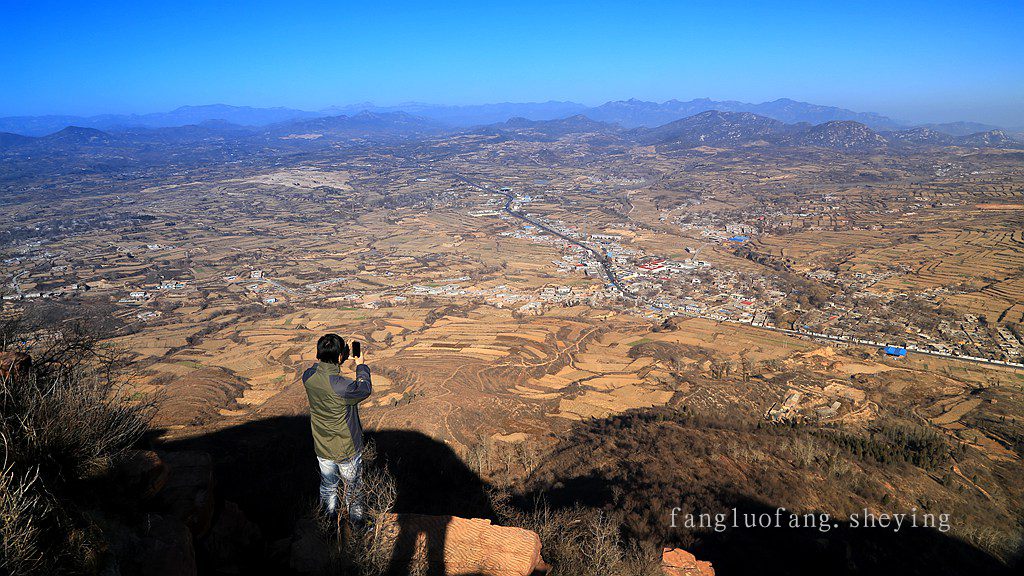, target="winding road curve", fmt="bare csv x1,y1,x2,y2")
439,169,637,299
